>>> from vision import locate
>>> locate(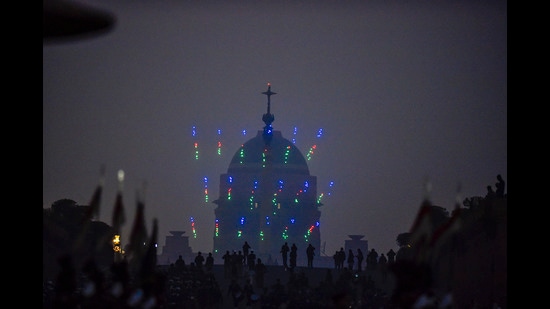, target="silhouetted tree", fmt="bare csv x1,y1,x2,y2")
44,199,112,279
